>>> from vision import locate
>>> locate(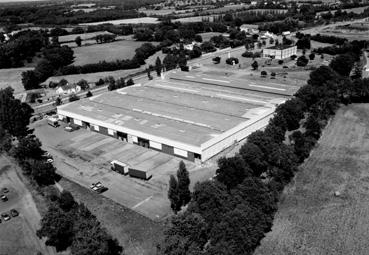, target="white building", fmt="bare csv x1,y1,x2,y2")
262,45,297,60
240,24,259,34
56,84,81,95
